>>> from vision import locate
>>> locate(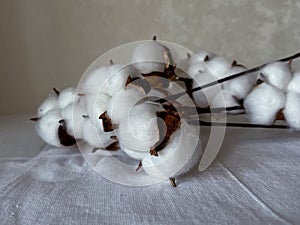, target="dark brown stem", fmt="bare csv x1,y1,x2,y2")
155,52,300,103
187,120,290,129
53,87,60,96
30,117,40,121
169,177,177,187
136,160,142,172
180,105,244,115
